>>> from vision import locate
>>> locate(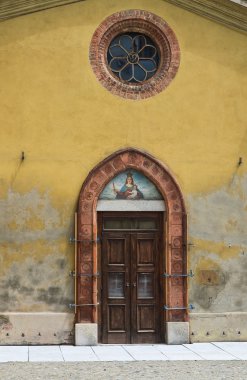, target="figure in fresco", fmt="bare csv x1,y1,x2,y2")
113,172,144,199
